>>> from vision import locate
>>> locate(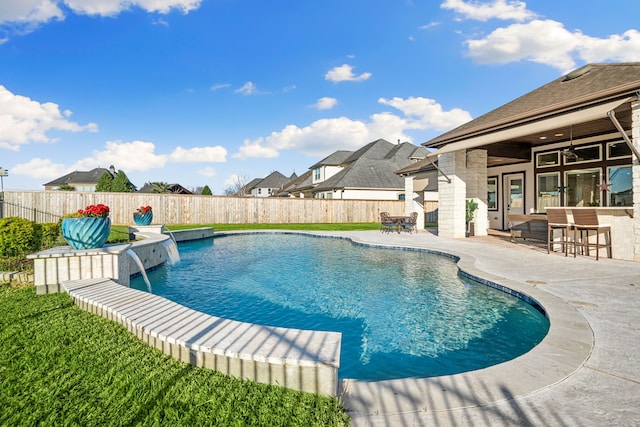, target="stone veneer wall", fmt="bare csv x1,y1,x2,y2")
466,149,488,236
633,100,640,262
437,151,467,238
